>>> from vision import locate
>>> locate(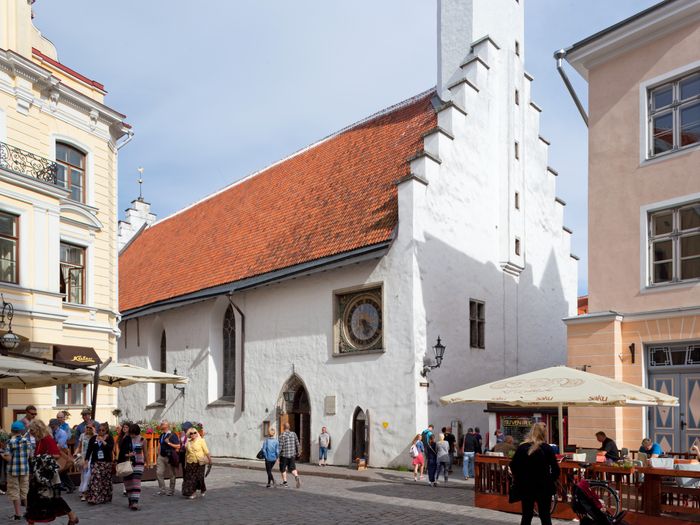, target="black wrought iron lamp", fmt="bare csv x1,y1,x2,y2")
172,368,186,395
0,294,20,352
283,390,295,403
421,336,446,377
